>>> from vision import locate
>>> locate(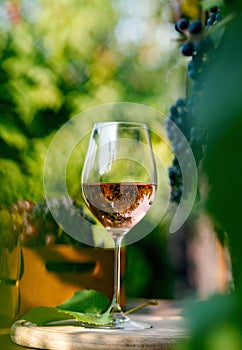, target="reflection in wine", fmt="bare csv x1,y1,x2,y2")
82,182,156,240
